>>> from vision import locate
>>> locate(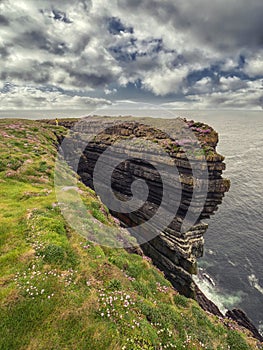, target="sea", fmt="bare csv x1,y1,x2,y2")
1,108,262,333
189,110,263,335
